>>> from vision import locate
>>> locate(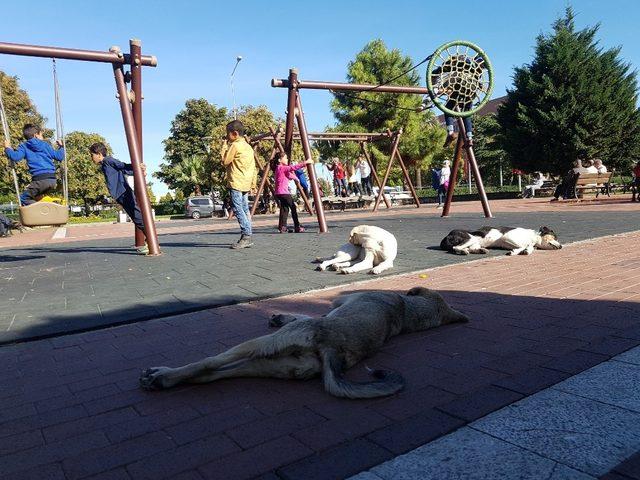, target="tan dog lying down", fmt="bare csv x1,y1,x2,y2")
314,225,398,274
139,287,469,399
